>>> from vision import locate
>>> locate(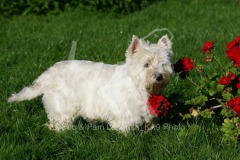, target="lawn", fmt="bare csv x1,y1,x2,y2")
1,0,240,159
